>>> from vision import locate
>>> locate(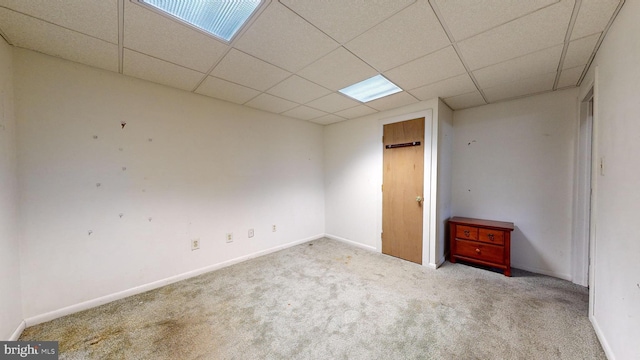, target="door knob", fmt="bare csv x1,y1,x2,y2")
416,196,423,203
